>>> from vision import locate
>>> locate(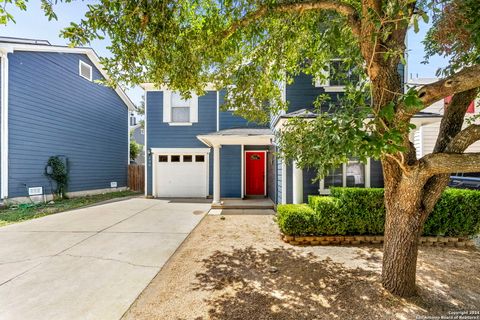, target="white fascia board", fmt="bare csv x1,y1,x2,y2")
196,135,273,147
410,116,442,127
141,82,218,91
0,43,136,111
150,148,211,154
